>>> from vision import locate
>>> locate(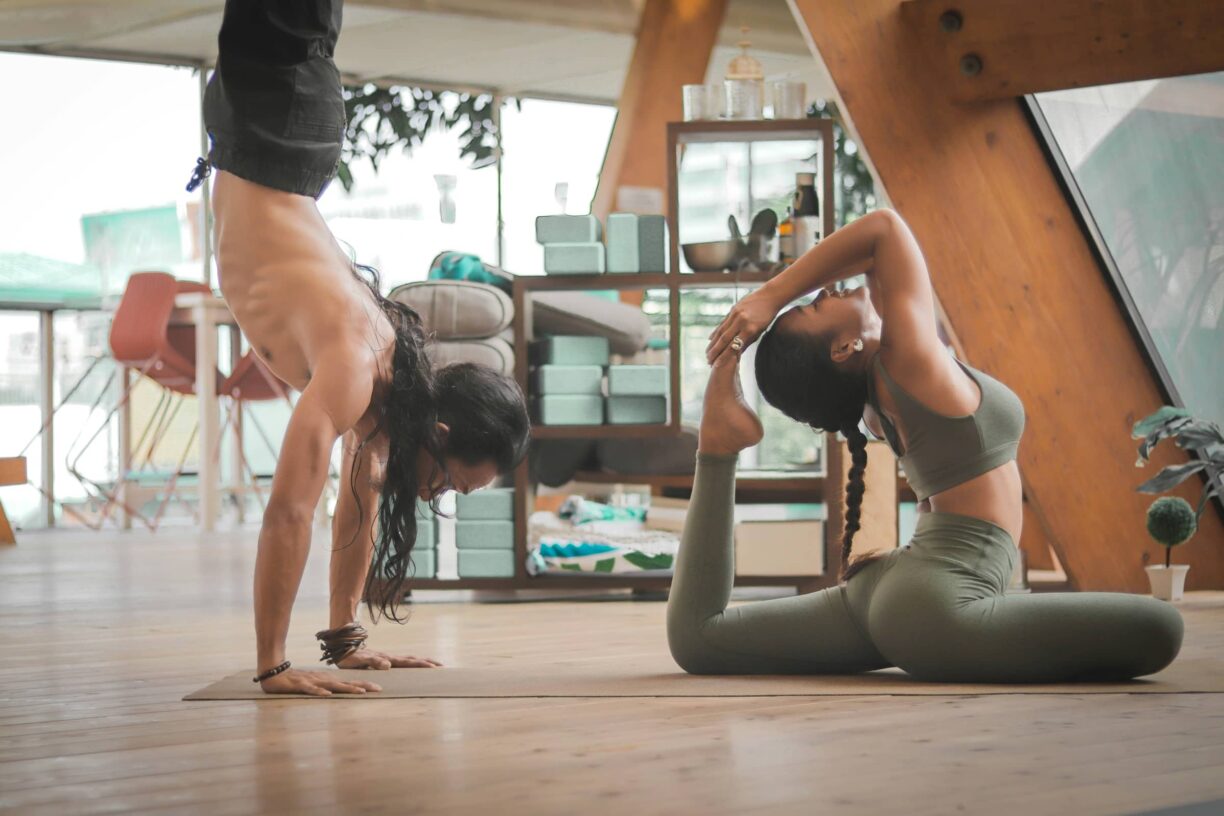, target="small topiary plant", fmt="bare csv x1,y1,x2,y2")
1146,496,1198,568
